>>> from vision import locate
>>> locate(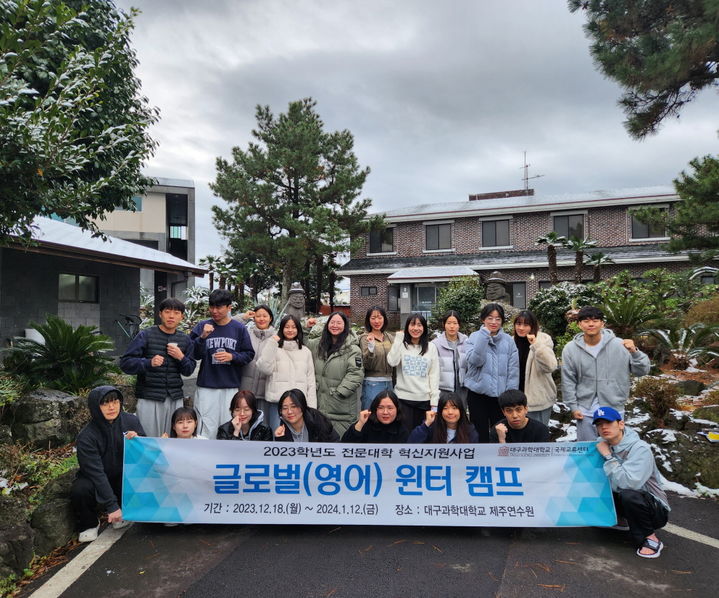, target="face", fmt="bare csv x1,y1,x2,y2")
502,405,529,429
253,308,271,330
209,303,231,323
280,398,303,426
375,397,397,424
578,317,605,339
99,398,121,422
289,293,304,308
441,401,461,428
482,310,503,334
369,310,385,332
233,398,253,426
514,319,532,338
159,308,183,330
595,419,624,444
407,318,424,342
327,315,345,337
283,318,298,340
174,415,196,439
444,316,460,337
